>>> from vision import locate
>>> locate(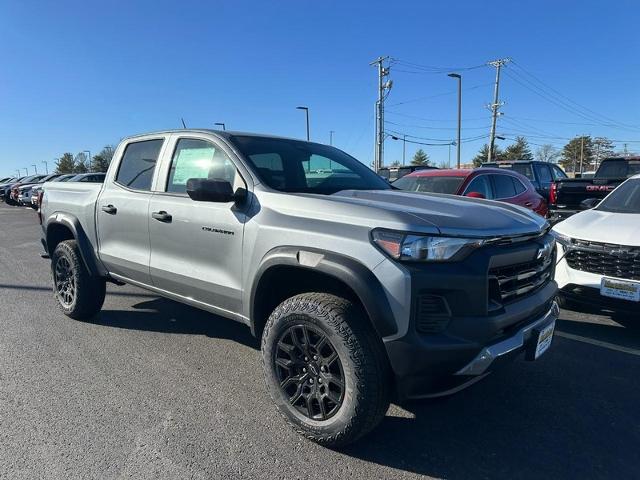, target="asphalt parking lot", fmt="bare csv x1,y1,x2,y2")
0,202,638,480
